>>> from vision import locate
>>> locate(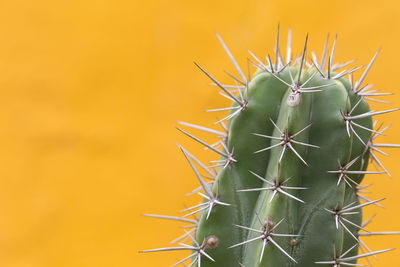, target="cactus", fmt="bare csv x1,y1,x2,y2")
140,28,400,266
